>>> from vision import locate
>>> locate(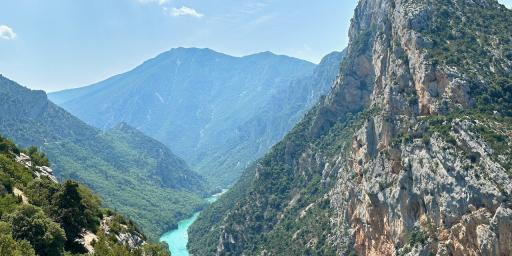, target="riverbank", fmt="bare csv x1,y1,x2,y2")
160,190,227,256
